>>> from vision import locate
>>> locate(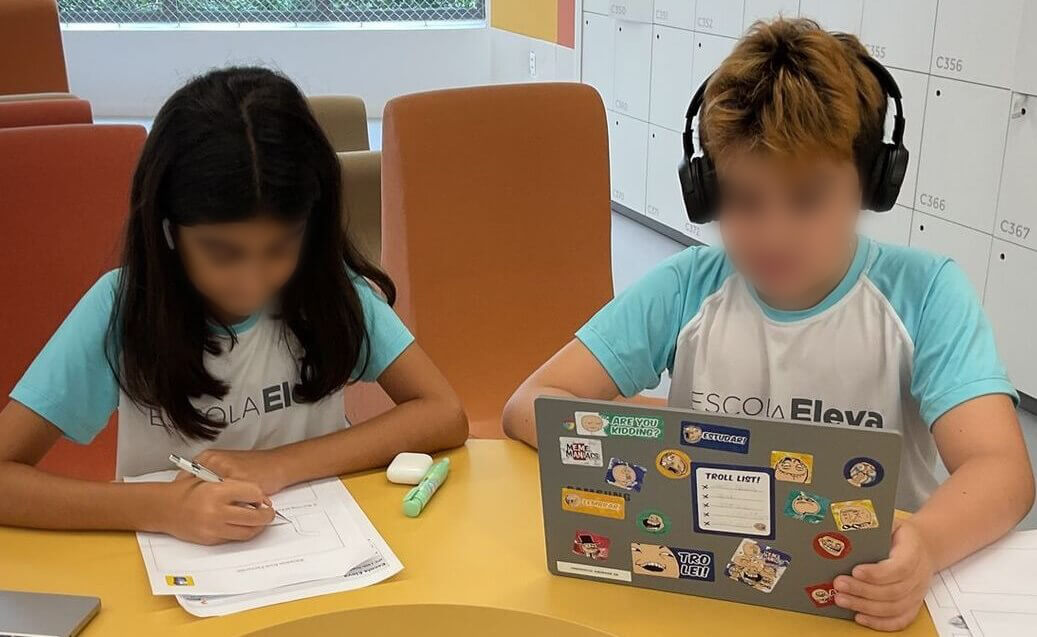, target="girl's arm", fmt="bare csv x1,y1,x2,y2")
196,343,468,491
0,401,274,543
